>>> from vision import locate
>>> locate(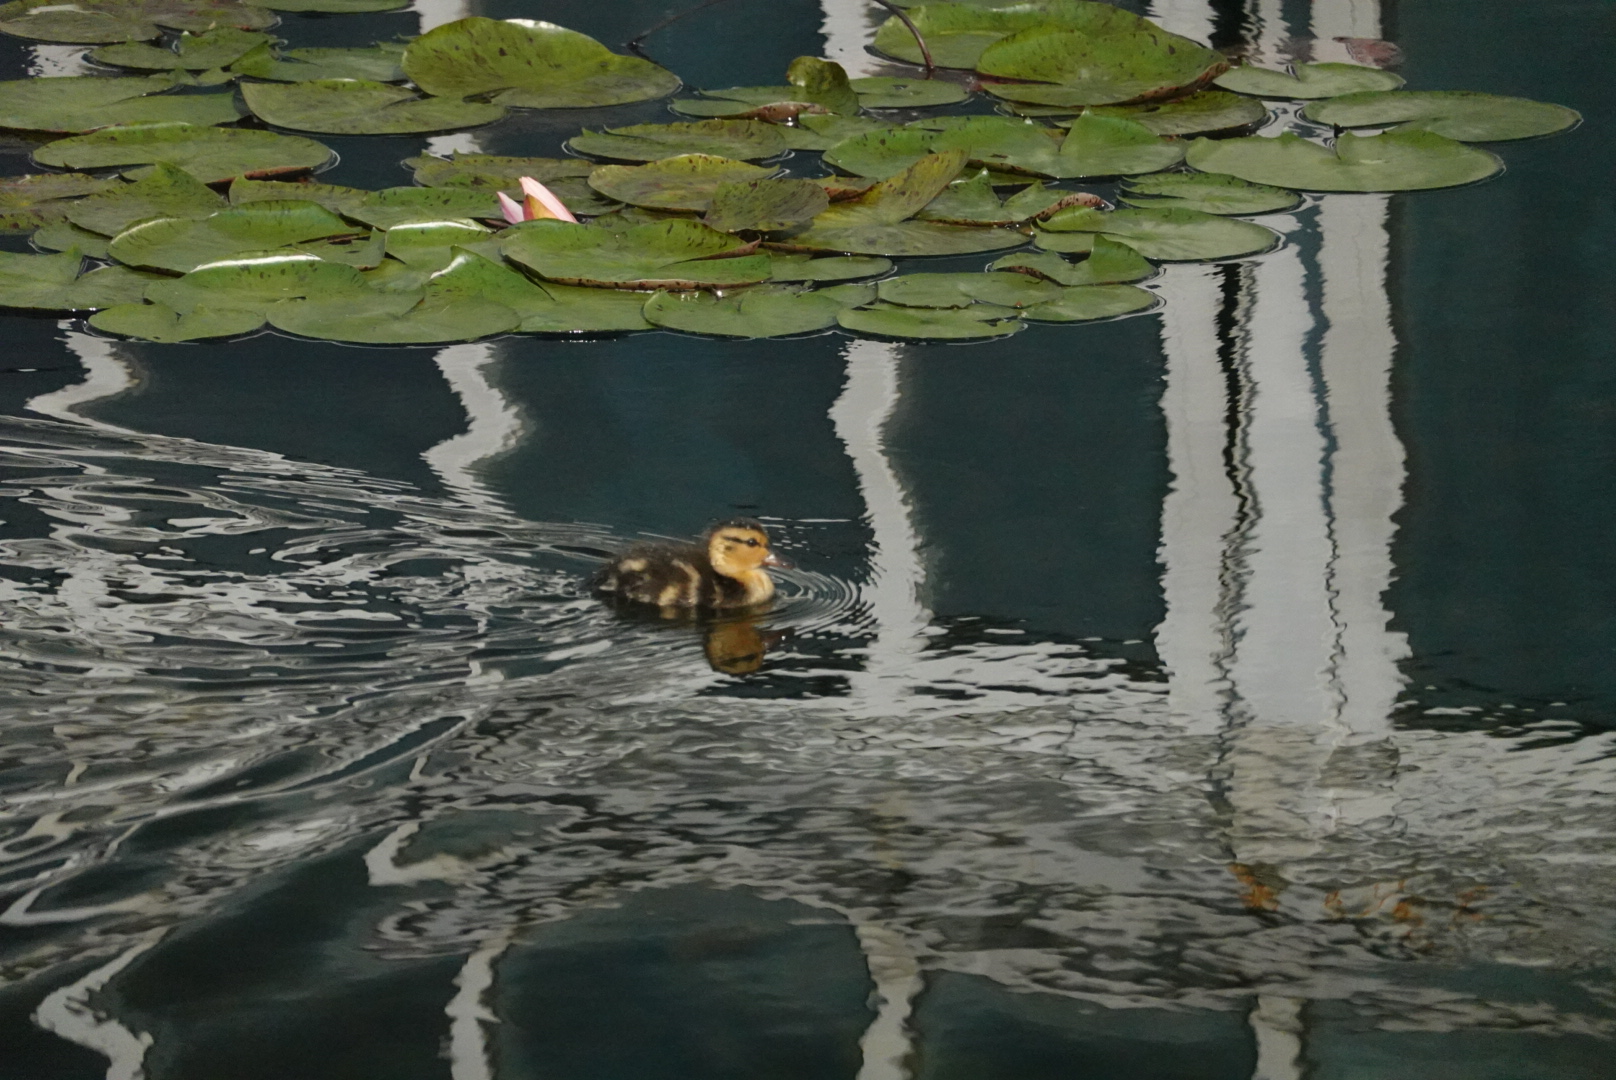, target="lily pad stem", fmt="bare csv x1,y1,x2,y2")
627,0,741,60
870,0,934,74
